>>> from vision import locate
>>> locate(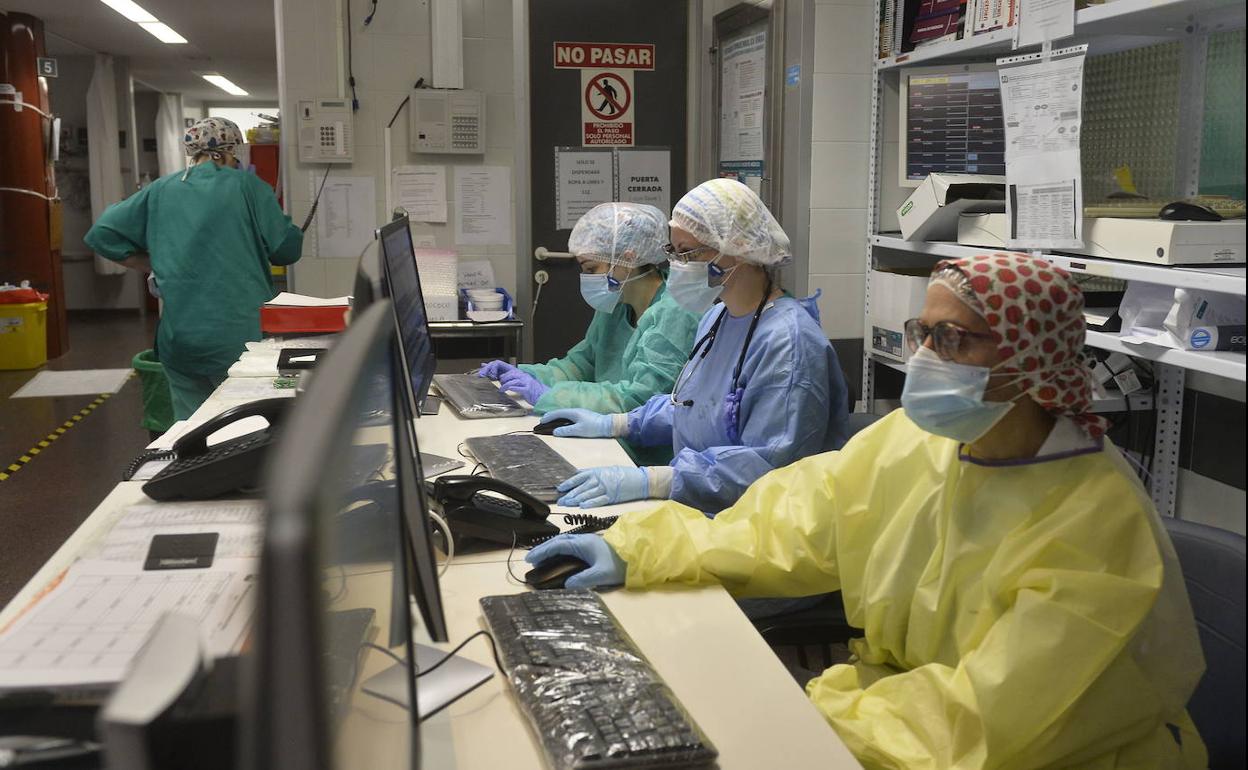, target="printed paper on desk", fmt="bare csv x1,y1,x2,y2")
458,260,495,290
0,558,255,689
267,292,351,307
997,45,1087,250
84,501,265,563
